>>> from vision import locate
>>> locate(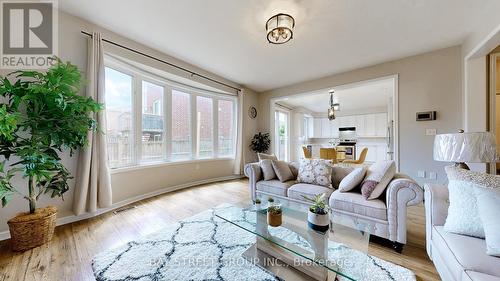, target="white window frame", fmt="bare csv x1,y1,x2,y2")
103,56,237,170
